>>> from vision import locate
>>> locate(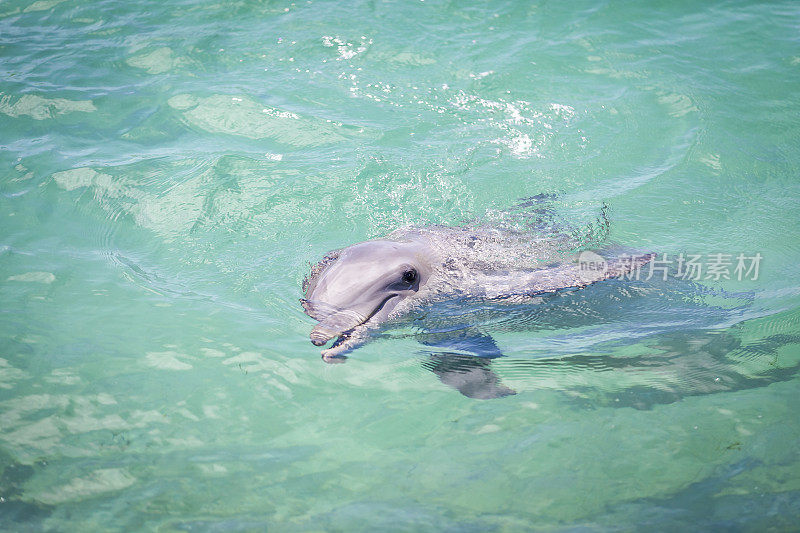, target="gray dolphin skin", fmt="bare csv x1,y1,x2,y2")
301,203,654,398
